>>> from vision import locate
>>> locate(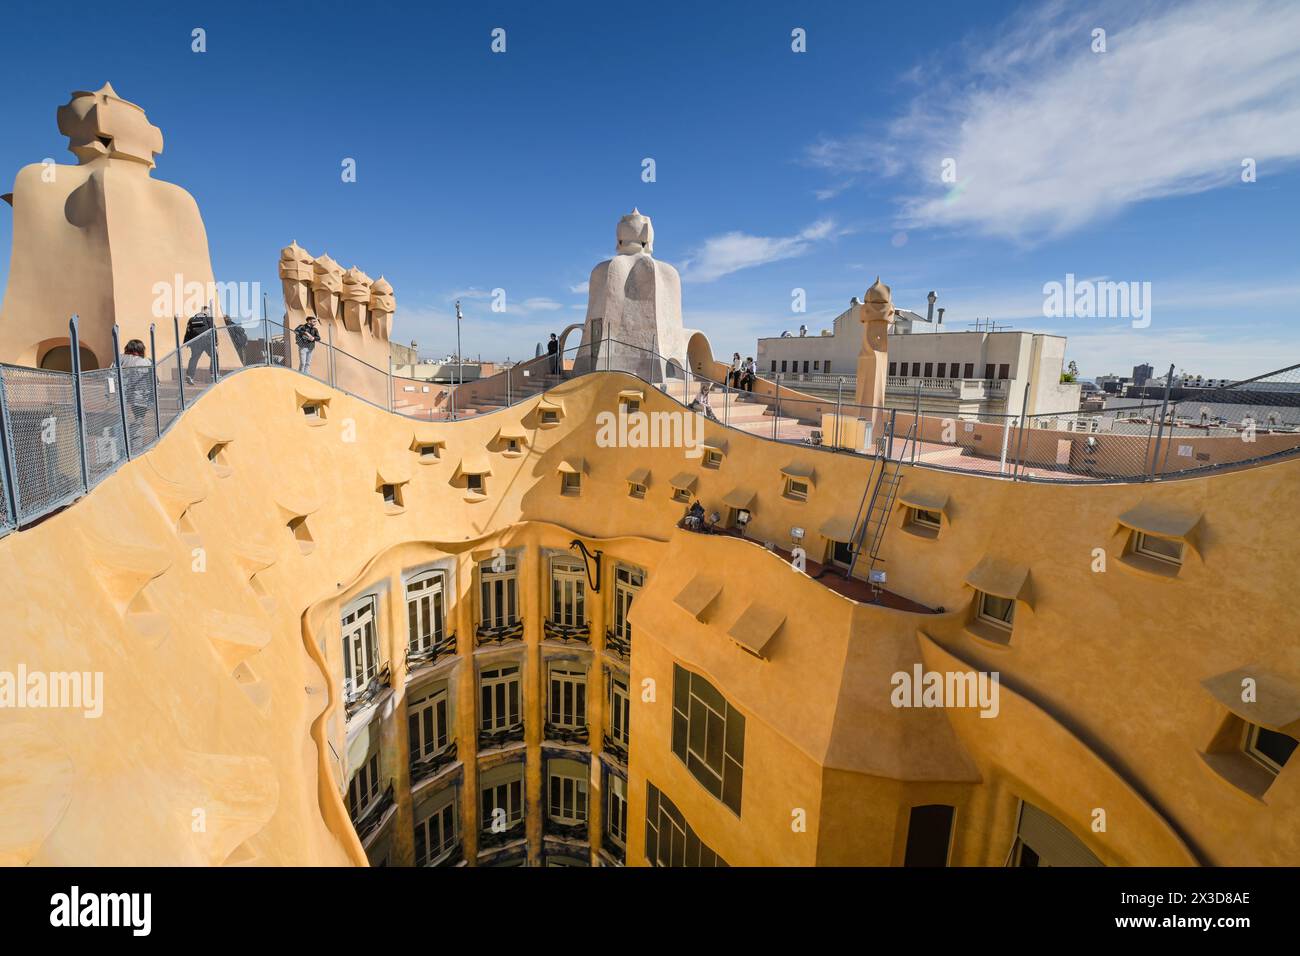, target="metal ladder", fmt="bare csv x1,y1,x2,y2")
845,420,917,582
